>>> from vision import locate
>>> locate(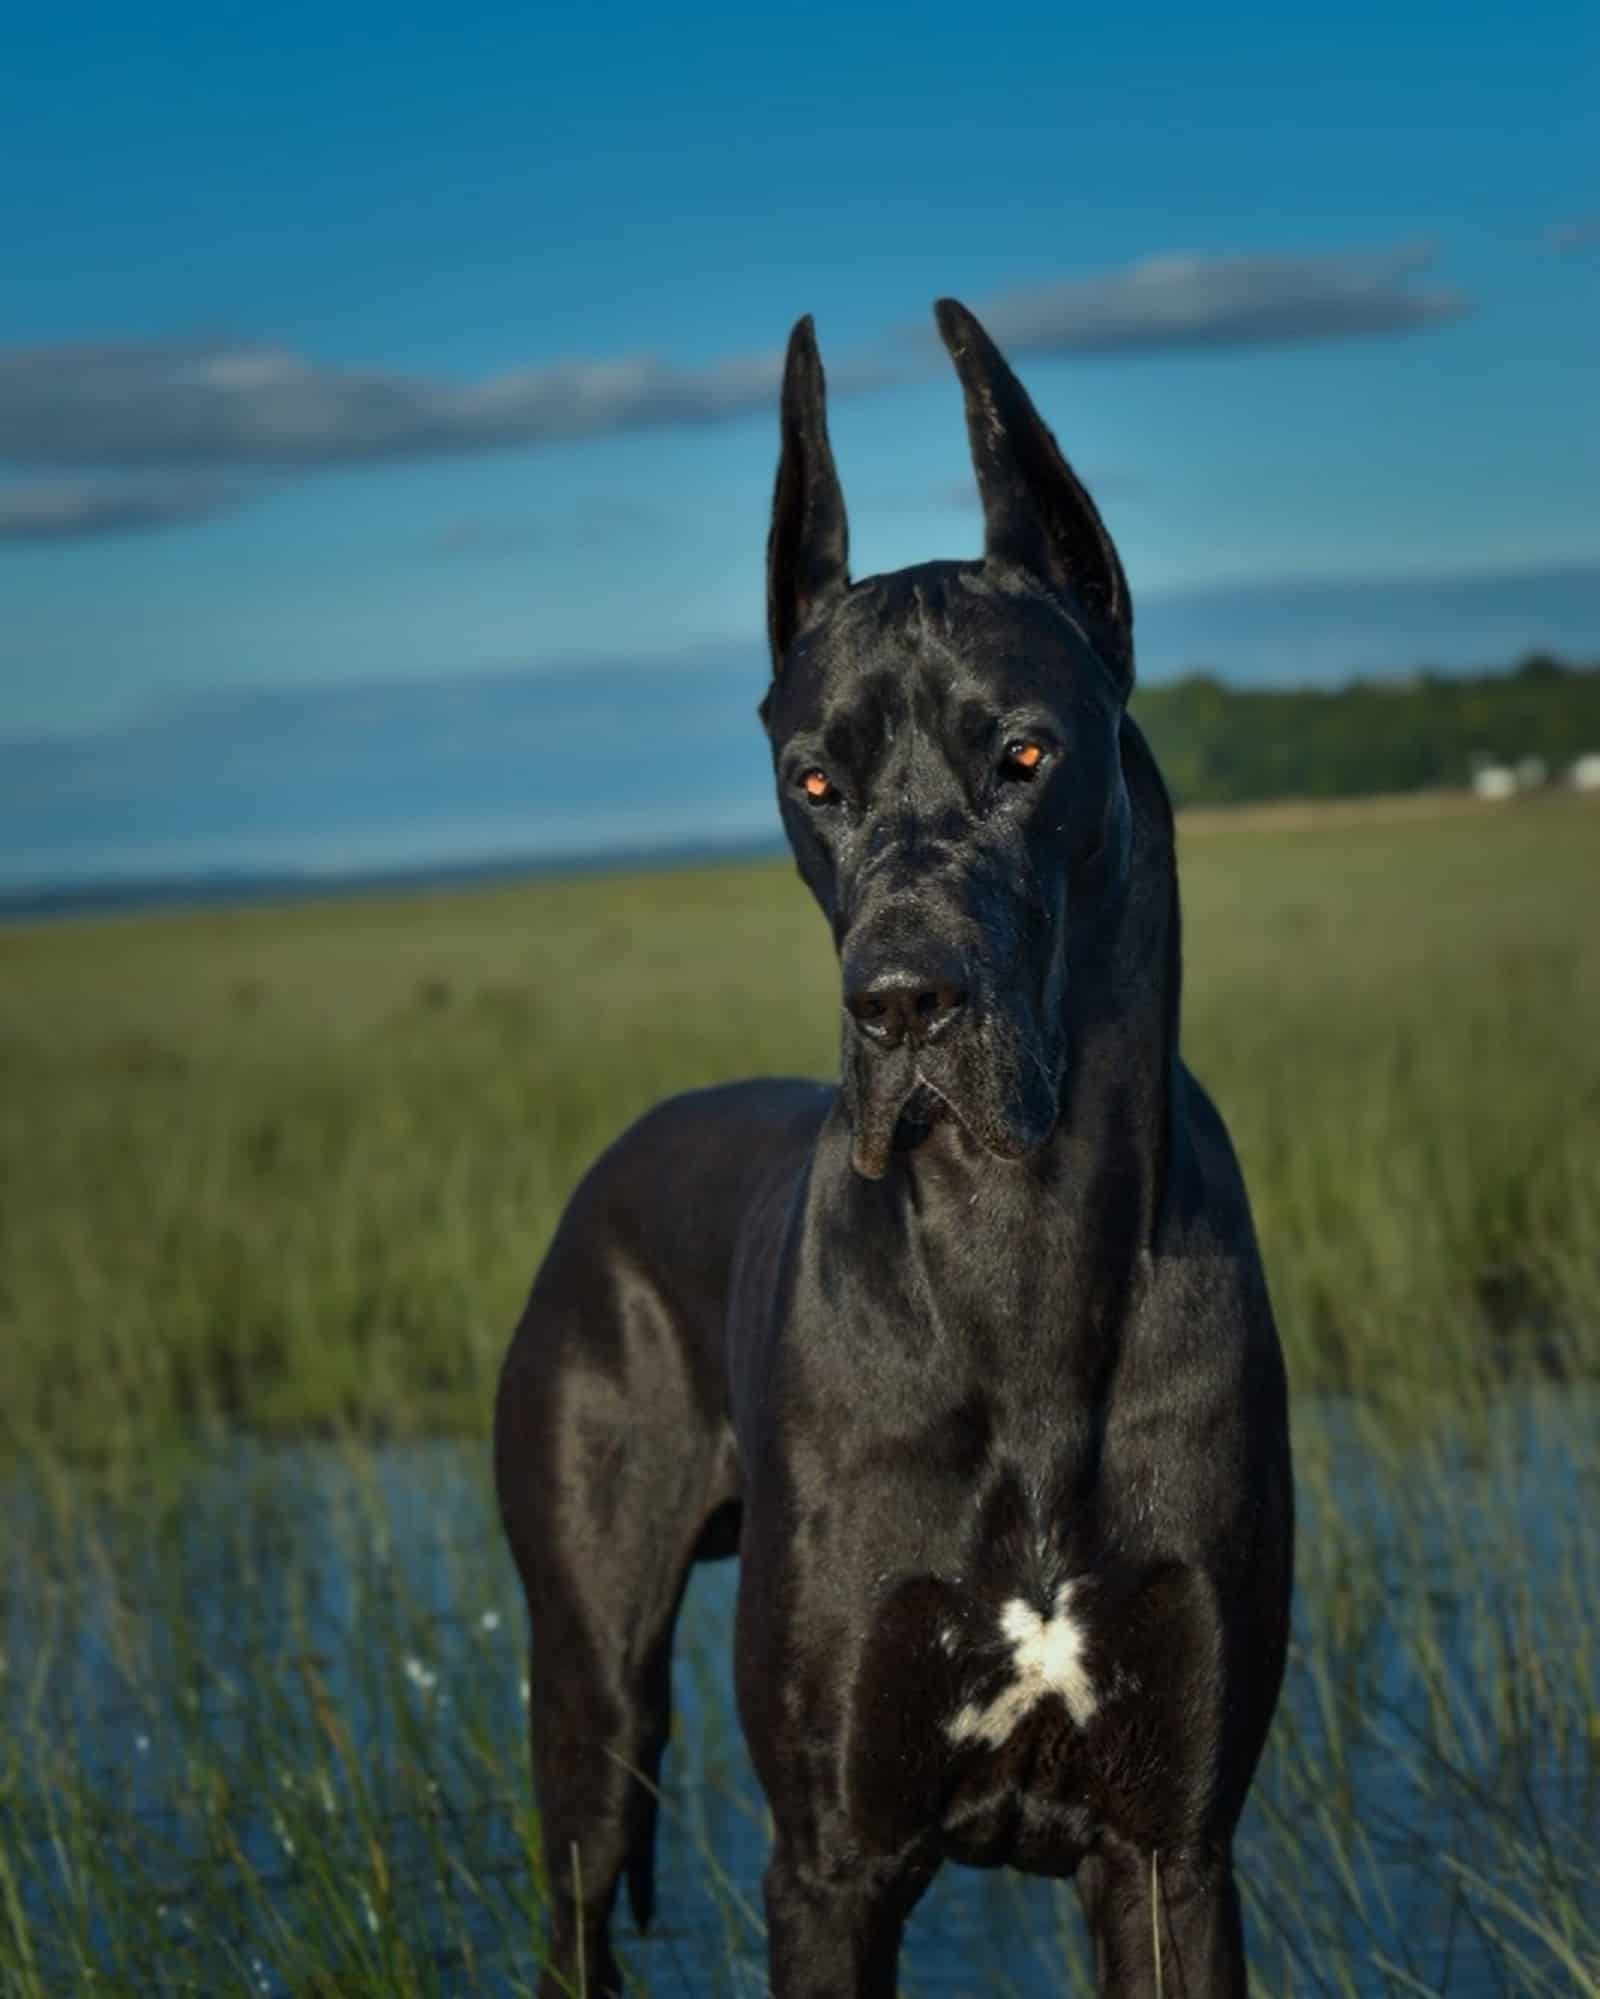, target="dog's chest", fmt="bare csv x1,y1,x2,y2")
838,1393,1220,1872
942,1580,1100,1749
847,1558,1113,1875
